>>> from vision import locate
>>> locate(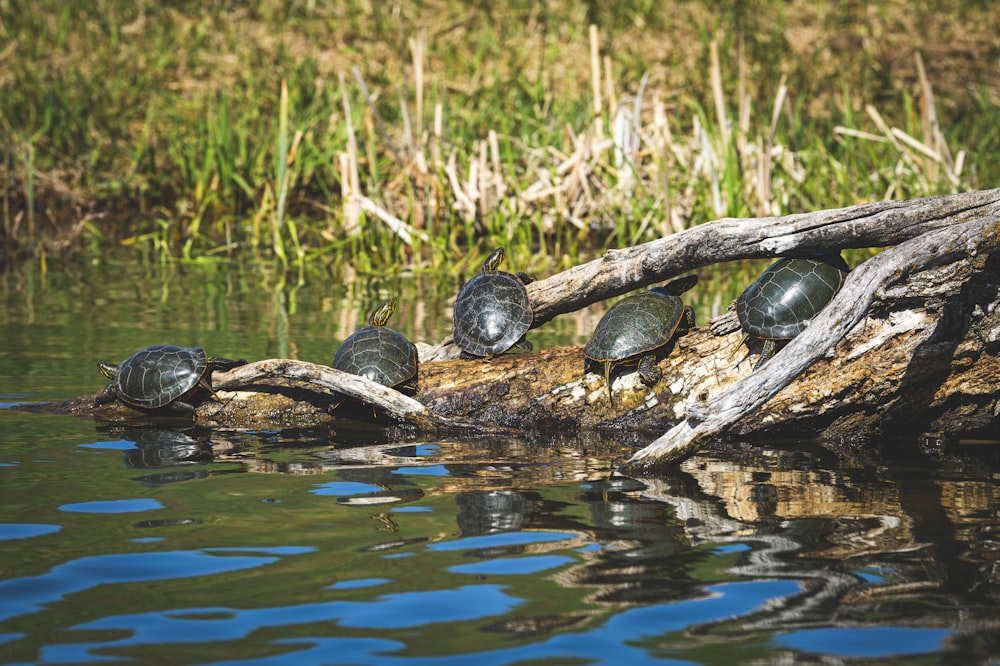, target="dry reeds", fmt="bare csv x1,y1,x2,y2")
4,2,989,269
